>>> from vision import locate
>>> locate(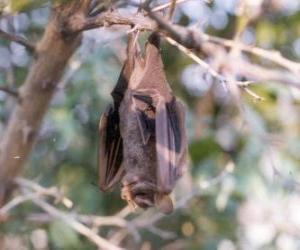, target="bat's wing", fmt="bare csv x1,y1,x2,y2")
130,91,187,213
131,91,156,145
98,104,124,192
136,33,187,193
98,32,141,191
131,90,187,194
155,96,187,194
